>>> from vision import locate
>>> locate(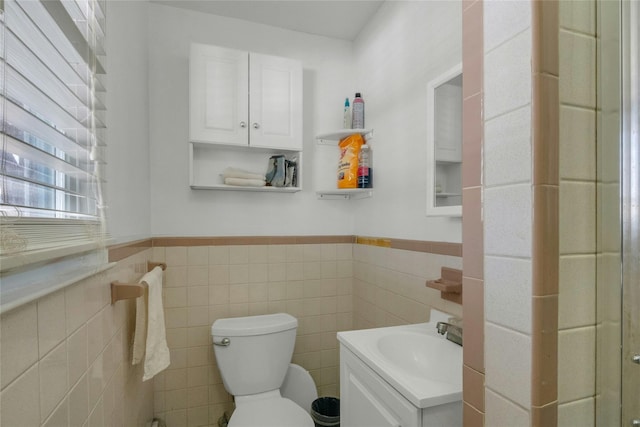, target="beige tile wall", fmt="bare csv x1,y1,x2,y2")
352,244,462,329
0,249,155,427
150,243,353,427
557,0,598,423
